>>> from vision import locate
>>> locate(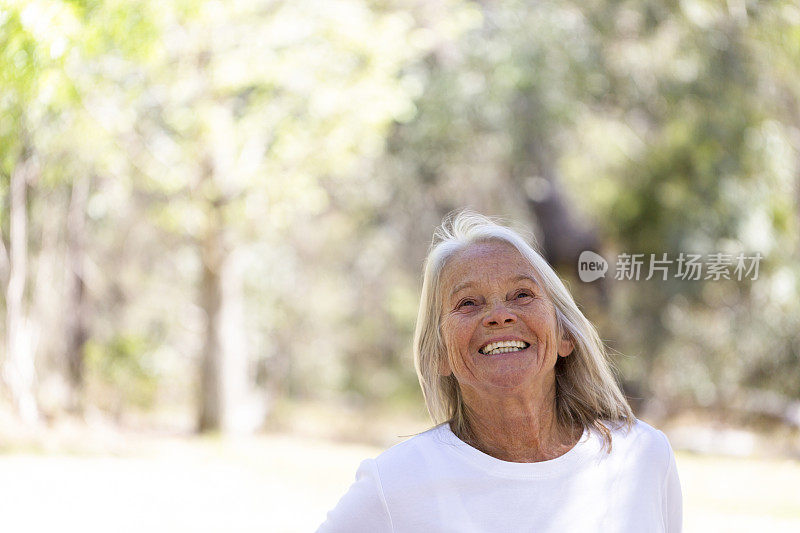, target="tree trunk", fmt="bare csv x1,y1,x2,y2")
64,174,91,411
510,94,602,272
197,203,252,433
3,147,39,424
508,92,608,304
